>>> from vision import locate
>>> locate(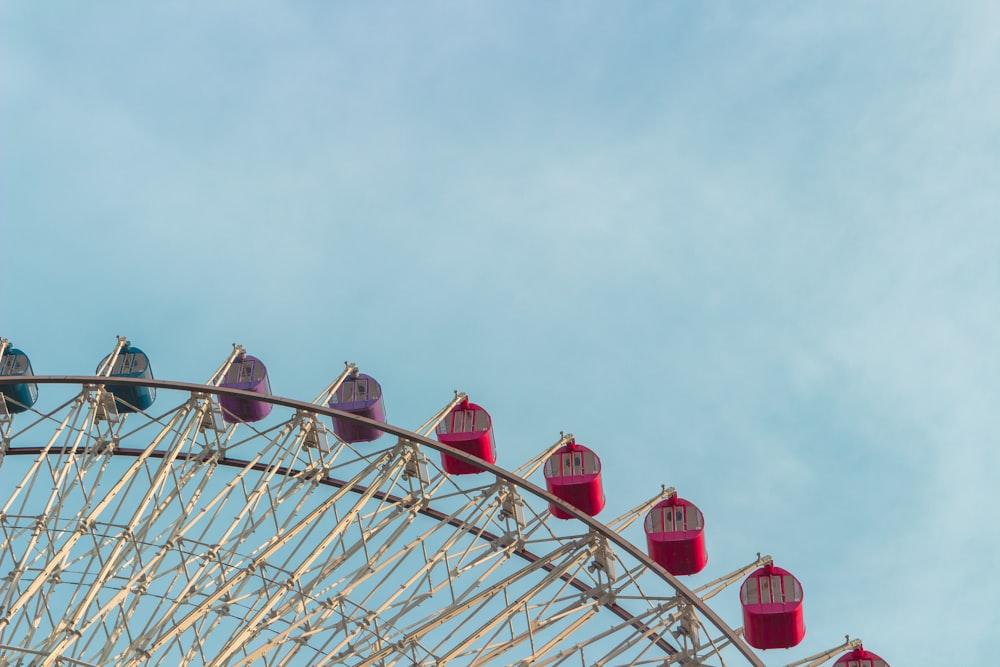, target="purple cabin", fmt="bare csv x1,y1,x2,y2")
328,372,386,443
219,354,272,423
436,397,496,475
